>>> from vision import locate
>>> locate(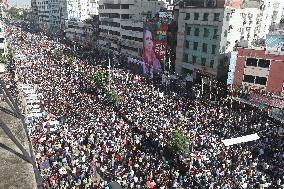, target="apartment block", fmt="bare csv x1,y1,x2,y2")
98,0,165,57
32,0,66,33
175,0,284,82
0,21,6,55
65,21,94,46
